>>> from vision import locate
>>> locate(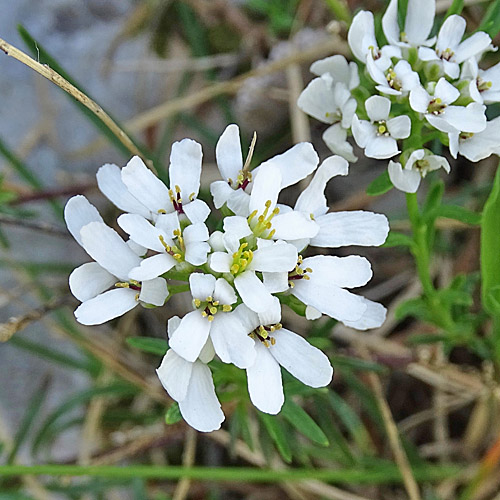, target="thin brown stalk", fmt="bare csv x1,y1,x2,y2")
0,37,153,171
172,428,197,500
0,213,69,237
